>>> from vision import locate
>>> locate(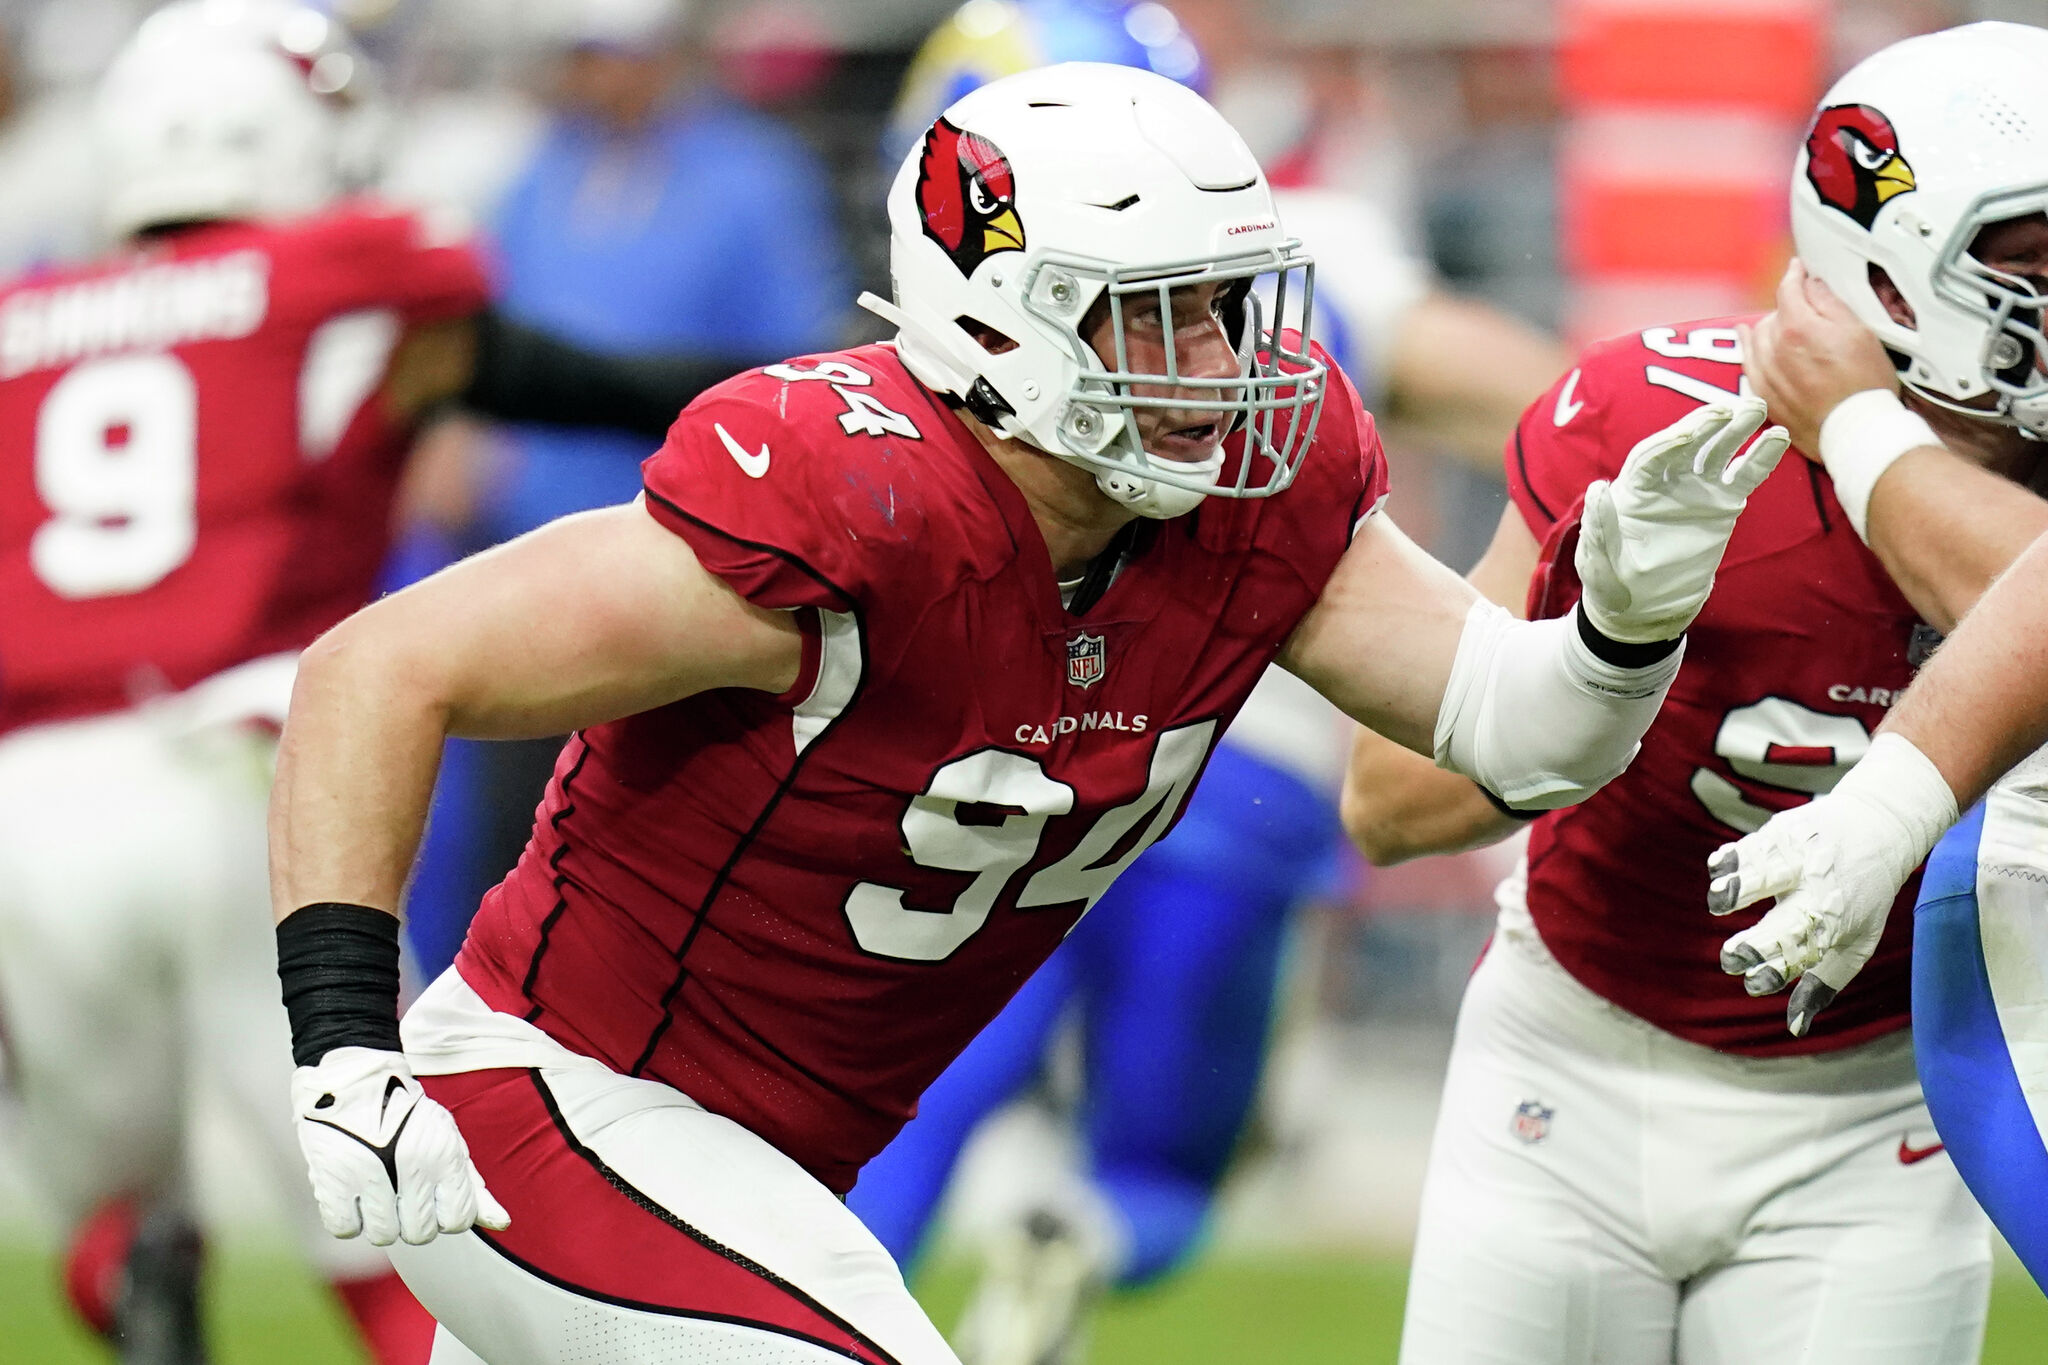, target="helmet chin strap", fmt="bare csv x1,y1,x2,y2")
1093,449,1222,520
1901,378,2047,437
